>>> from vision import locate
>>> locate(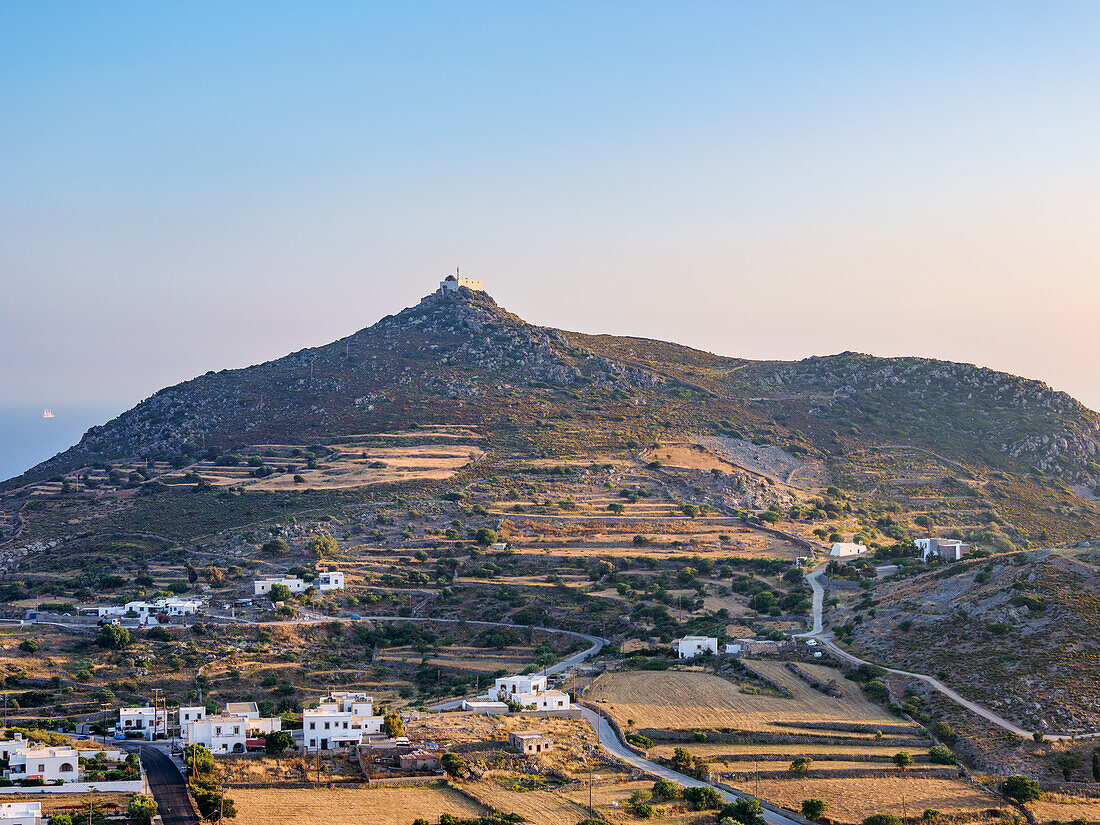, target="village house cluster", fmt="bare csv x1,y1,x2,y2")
0,733,138,794
304,691,383,751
